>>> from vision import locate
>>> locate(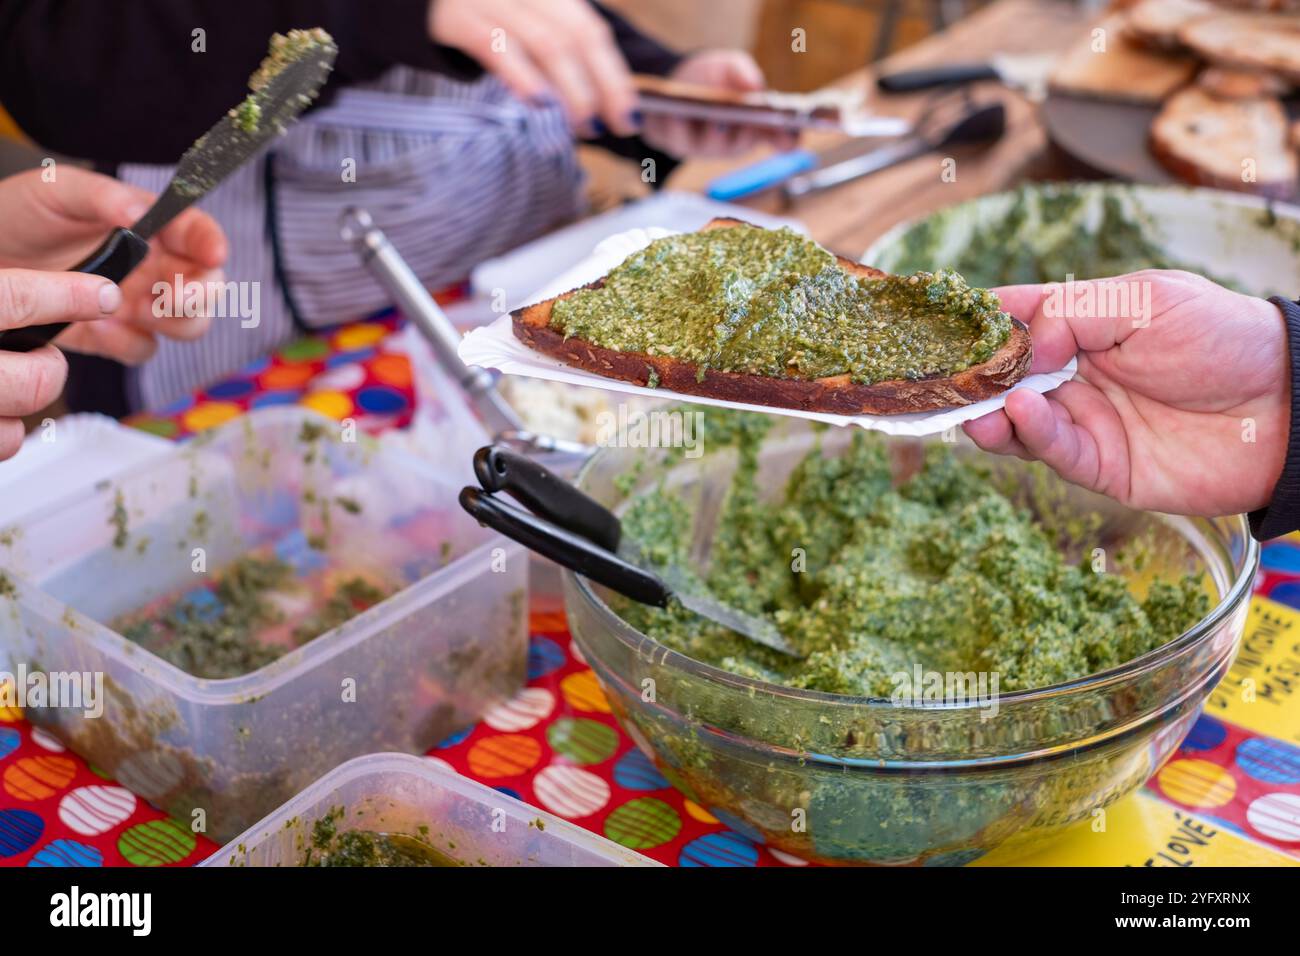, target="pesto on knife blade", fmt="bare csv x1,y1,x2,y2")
549,225,1011,385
